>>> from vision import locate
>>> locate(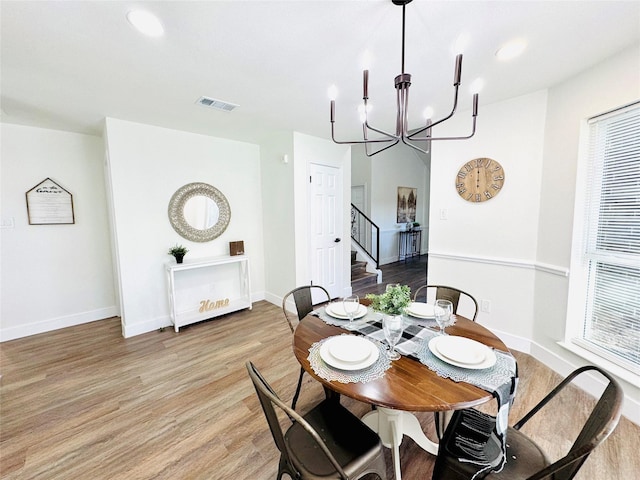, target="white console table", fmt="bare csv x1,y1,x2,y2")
165,255,251,332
